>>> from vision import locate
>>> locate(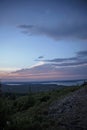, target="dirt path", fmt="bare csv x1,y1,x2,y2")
49,86,87,129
